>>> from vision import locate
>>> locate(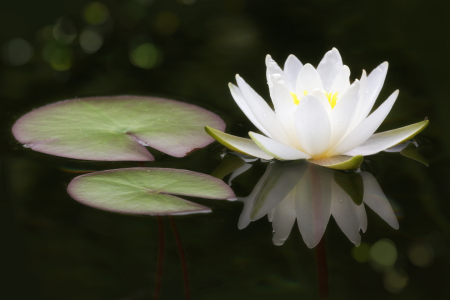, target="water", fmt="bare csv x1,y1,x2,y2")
1,0,450,299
